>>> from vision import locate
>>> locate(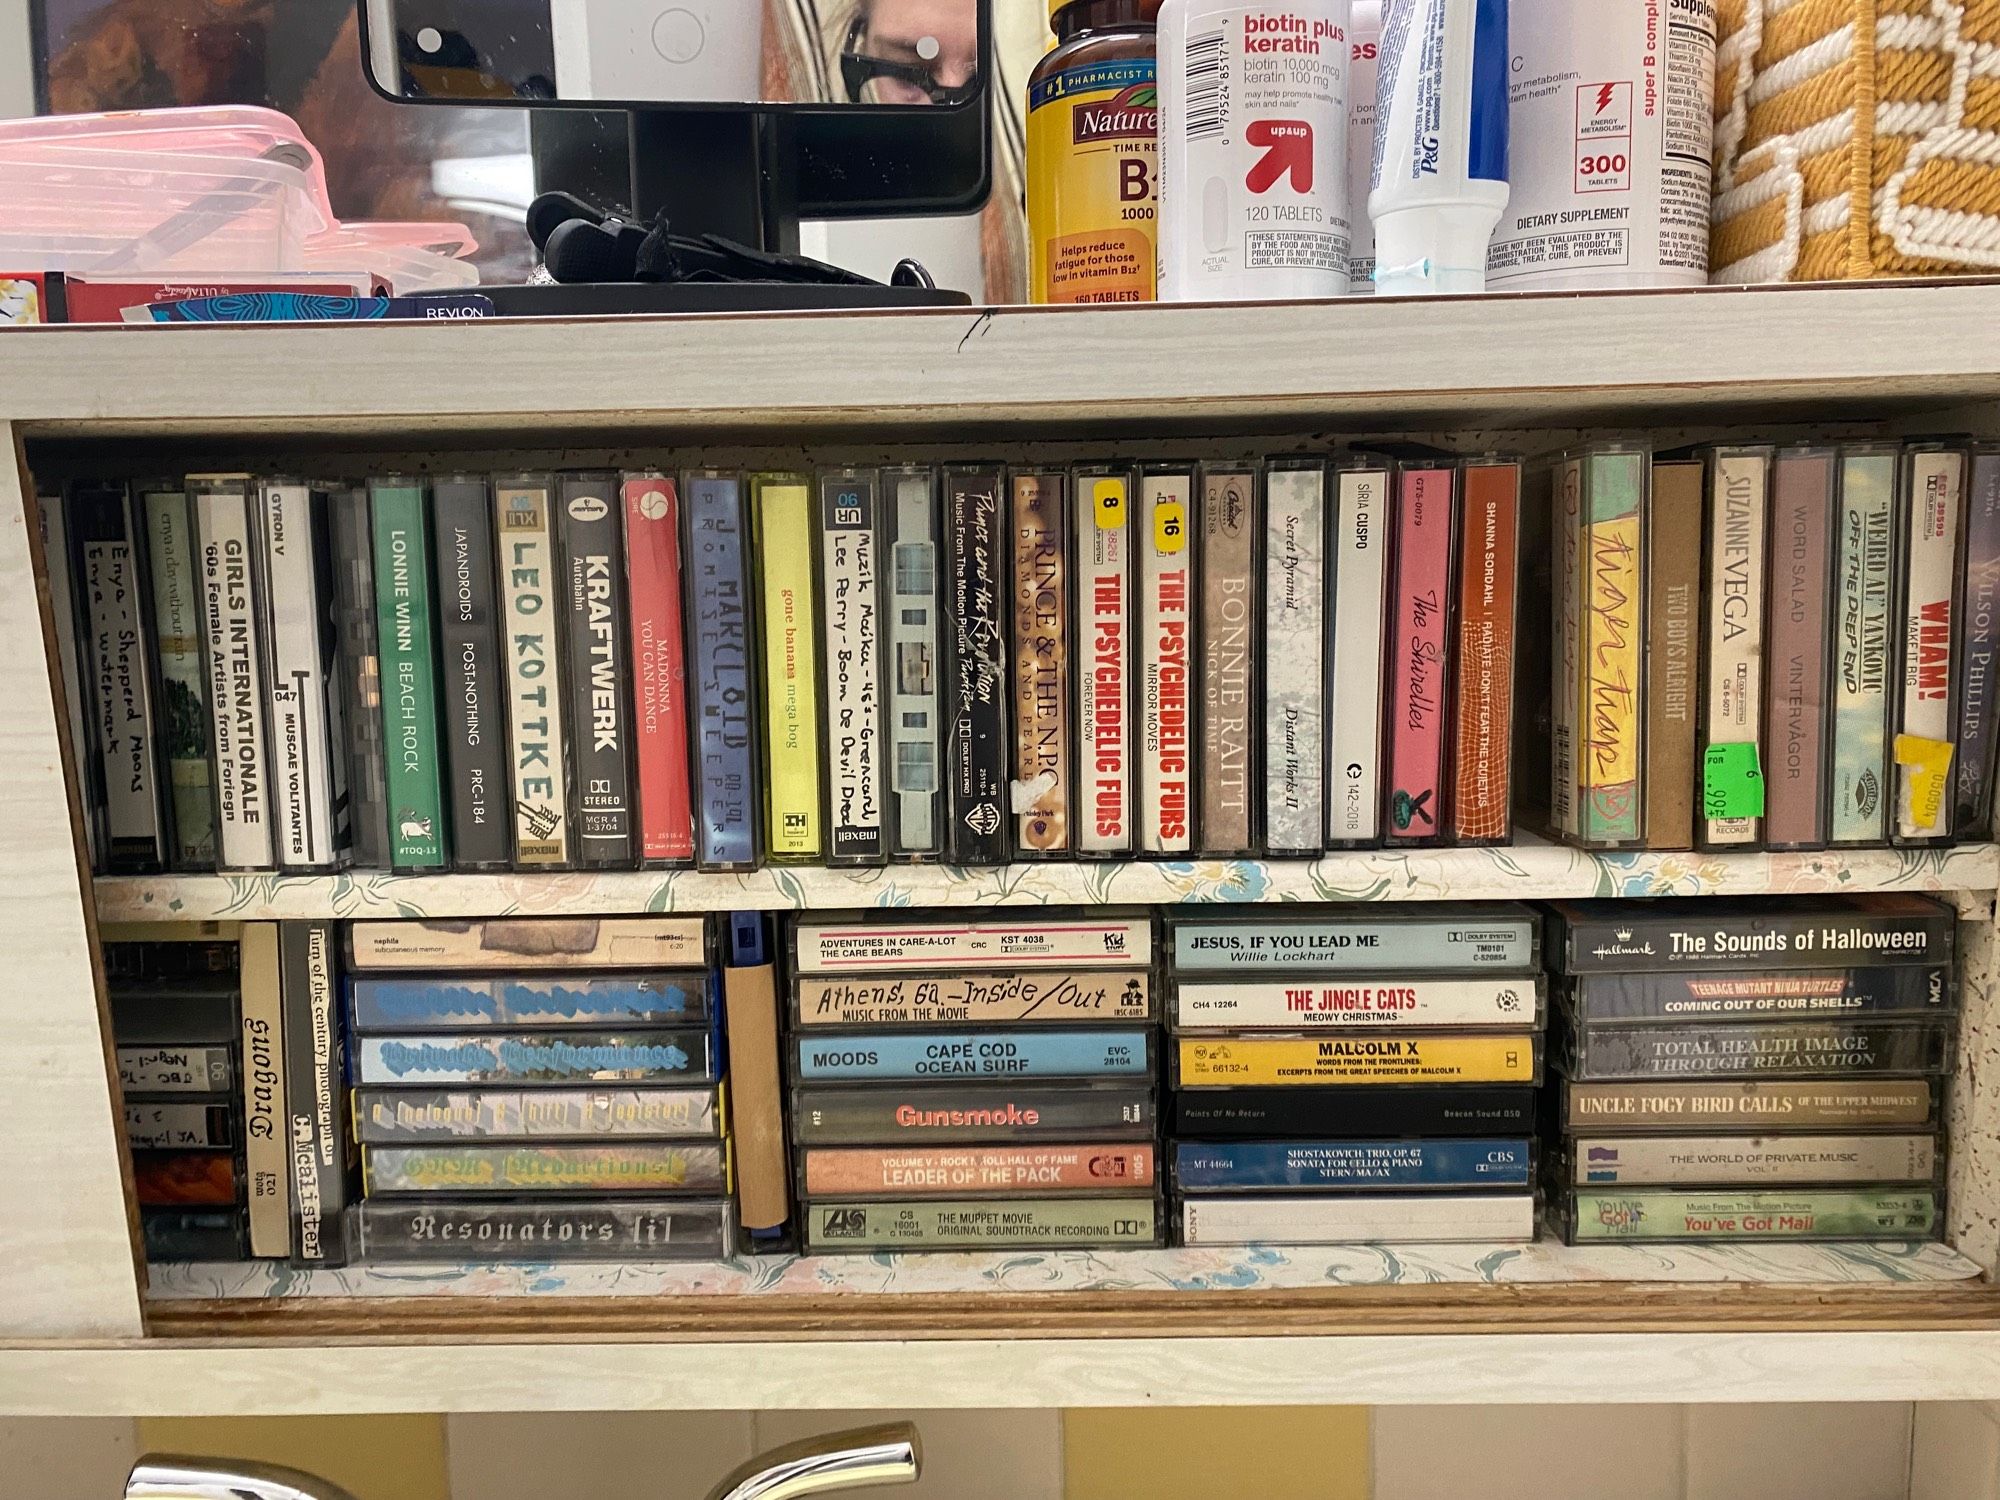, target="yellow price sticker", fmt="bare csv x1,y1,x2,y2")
1093,479,1126,531
1154,498,1187,555
1894,734,1955,834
